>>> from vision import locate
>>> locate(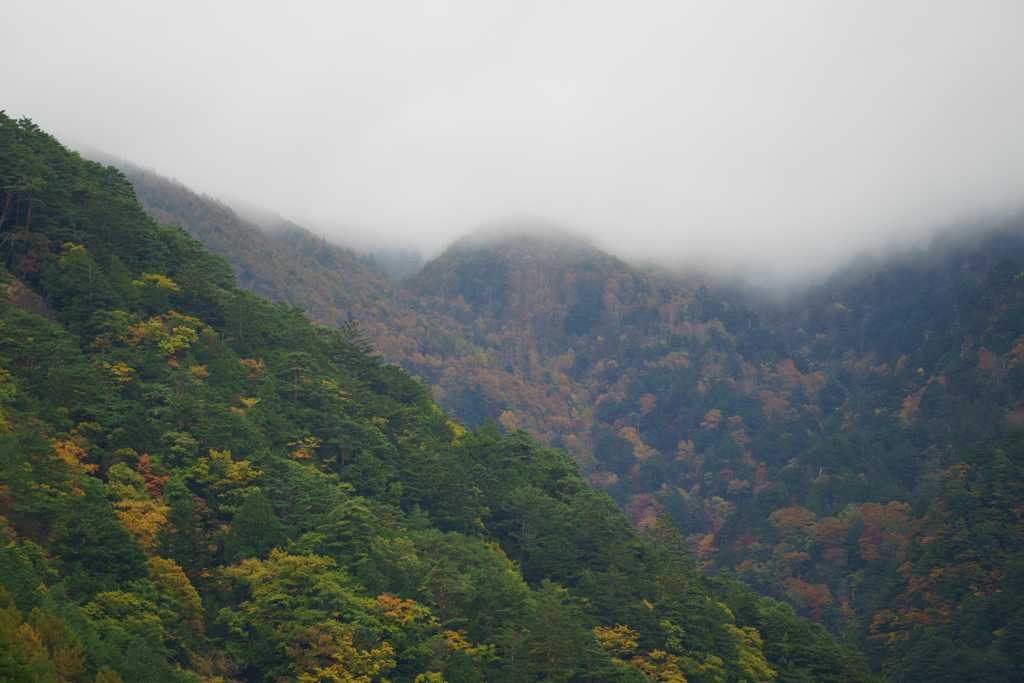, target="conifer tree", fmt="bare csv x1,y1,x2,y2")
223,489,283,563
